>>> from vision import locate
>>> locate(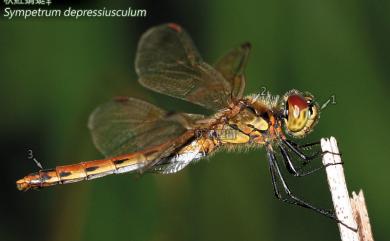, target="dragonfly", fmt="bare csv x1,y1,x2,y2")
17,23,340,224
